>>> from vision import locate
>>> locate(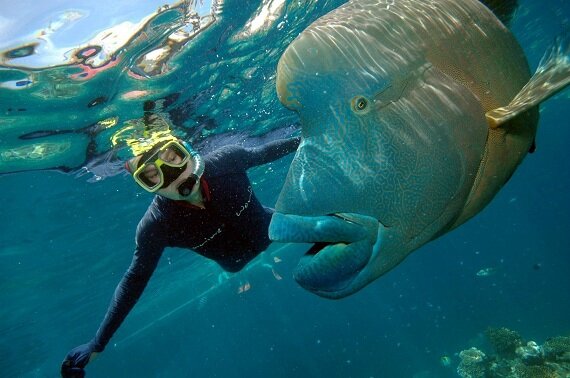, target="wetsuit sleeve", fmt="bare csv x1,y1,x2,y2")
241,136,300,169
90,221,165,351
